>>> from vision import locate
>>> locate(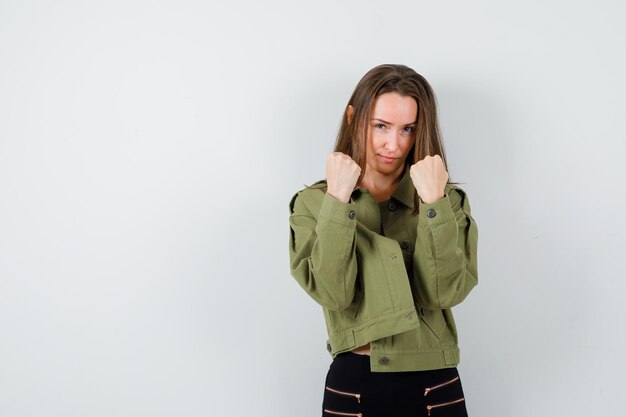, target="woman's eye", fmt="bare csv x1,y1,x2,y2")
403,126,415,133
375,123,386,129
